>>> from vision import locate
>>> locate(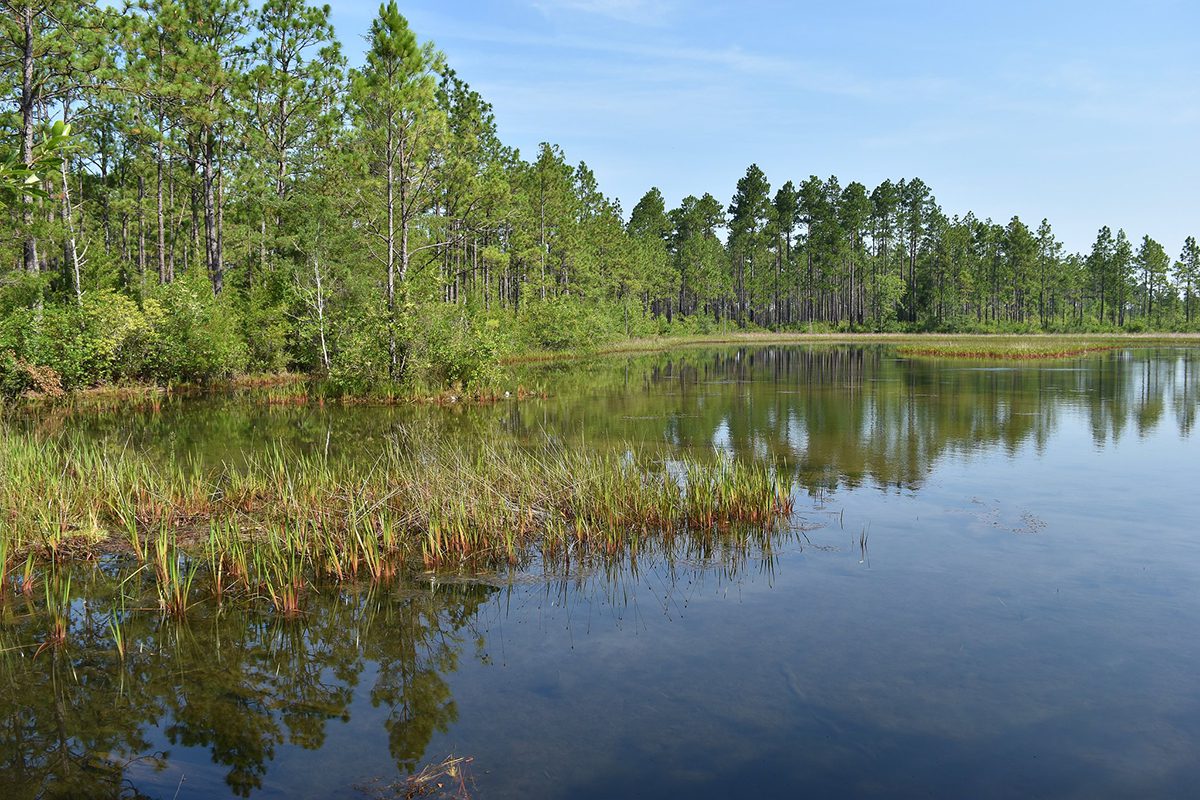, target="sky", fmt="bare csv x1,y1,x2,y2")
324,0,1199,254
